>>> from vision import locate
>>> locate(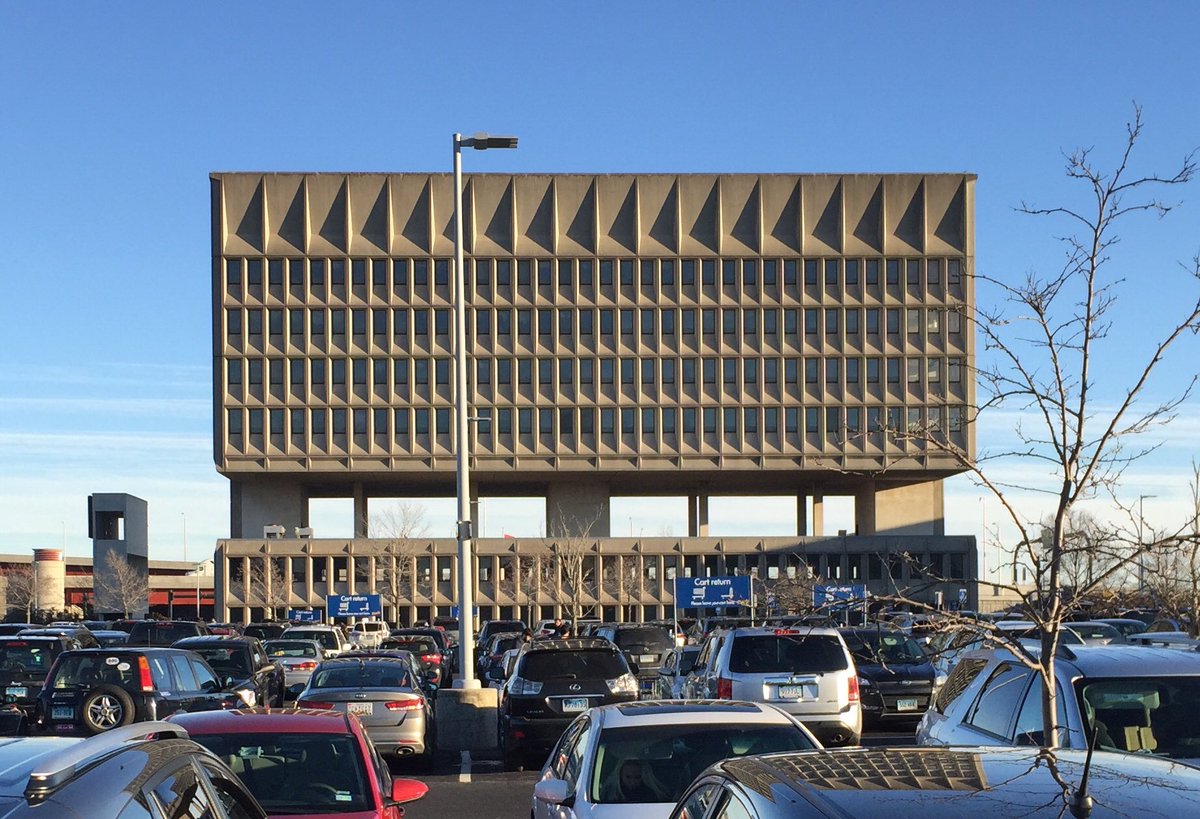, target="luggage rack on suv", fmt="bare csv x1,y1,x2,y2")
24,721,188,799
